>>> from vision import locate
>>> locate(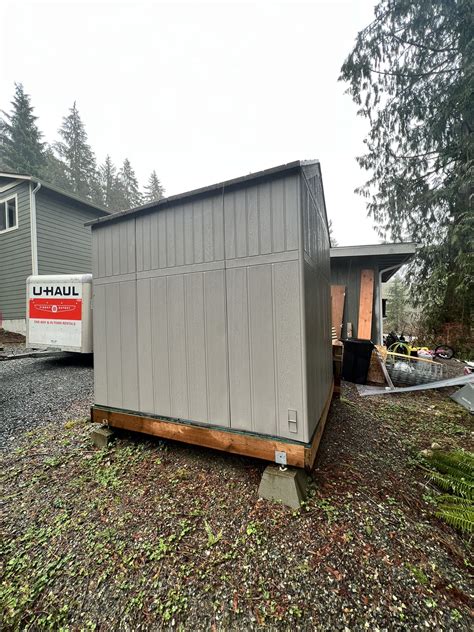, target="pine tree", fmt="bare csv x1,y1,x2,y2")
386,276,408,332
117,158,142,209
99,155,116,209
0,83,45,176
144,170,165,203
43,146,70,190
340,0,473,332
55,102,98,200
